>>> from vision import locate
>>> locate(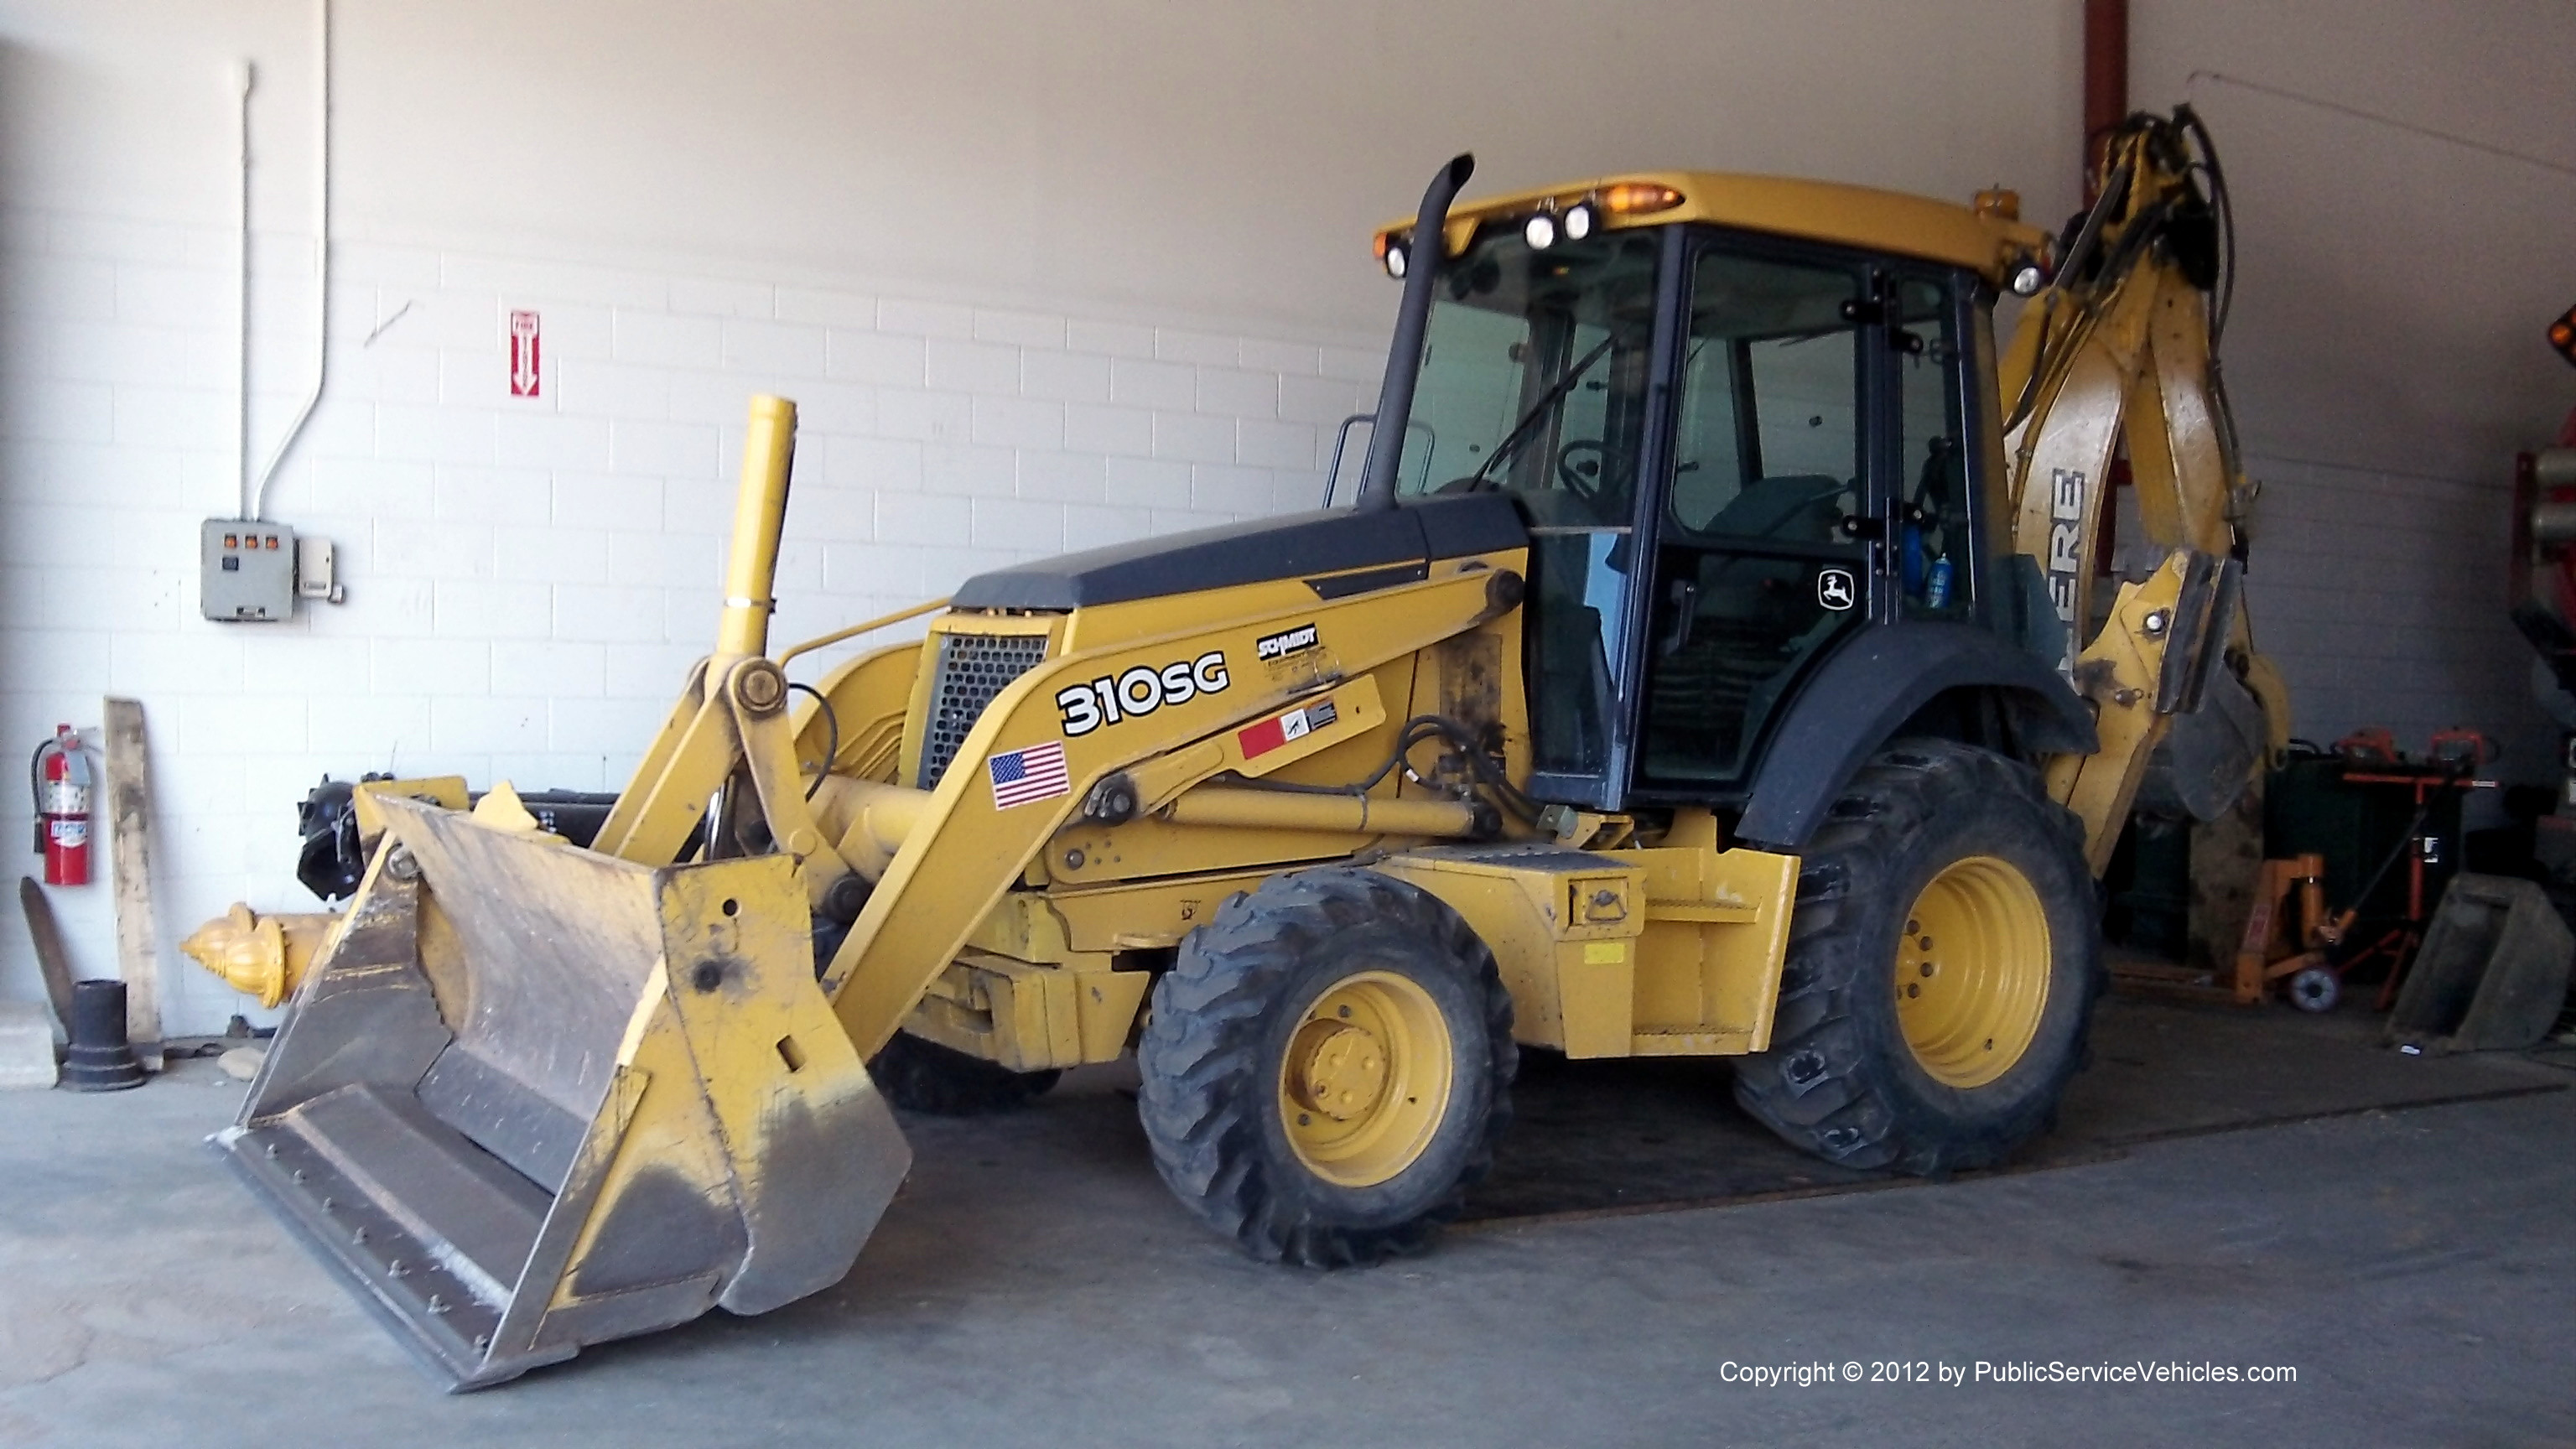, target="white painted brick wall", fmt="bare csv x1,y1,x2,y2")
2233,454,2554,787
0,203,1380,1034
